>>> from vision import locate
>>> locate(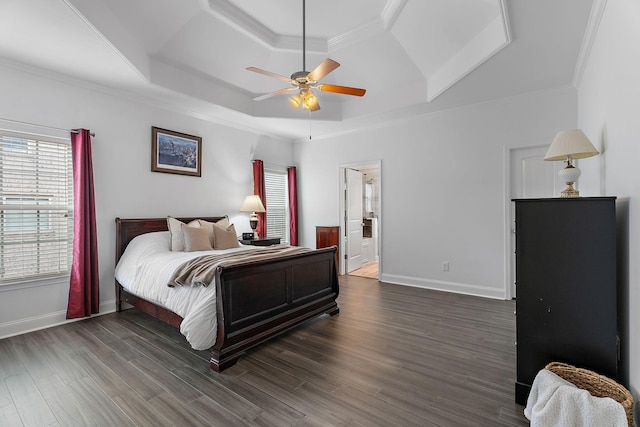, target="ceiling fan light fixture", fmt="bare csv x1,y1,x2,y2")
302,91,317,110
246,0,365,111
289,93,304,108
